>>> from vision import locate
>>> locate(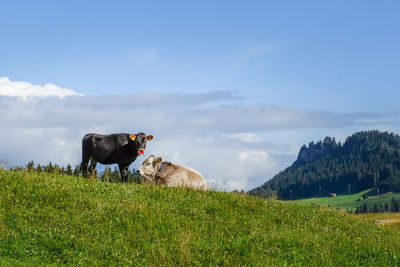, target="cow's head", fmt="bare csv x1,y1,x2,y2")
137,155,162,182
129,133,153,155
